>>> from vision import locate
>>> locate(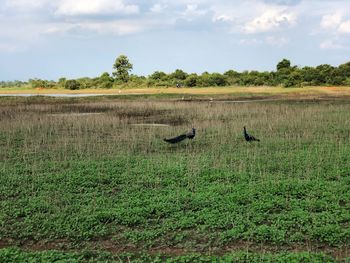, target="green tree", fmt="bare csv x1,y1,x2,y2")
343,78,350,86
129,74,147,86
338,62,350,79
283,69,302,87
209,73,227,86
277,59,291,71
149,71,167,81
275,59,298,86
314,64,335,85
197,72,212,86
197,72,227,87
64,79,81,90
113,55,133,82
224,70,240,85
99,72,114,89
29,79,52,89
76,77,95,89
184,74,198,87
170,69,188,80
58,78,66,87
300,66,318,85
